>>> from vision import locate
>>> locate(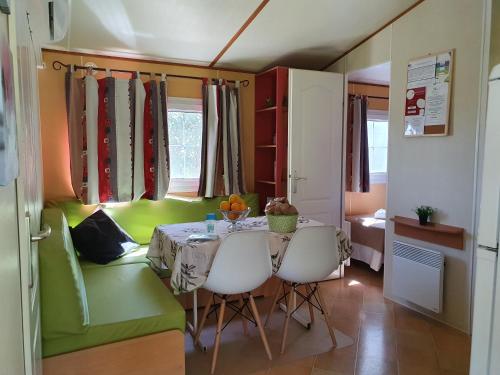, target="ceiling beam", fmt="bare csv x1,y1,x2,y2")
209,0,270,67
320,0,426,71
